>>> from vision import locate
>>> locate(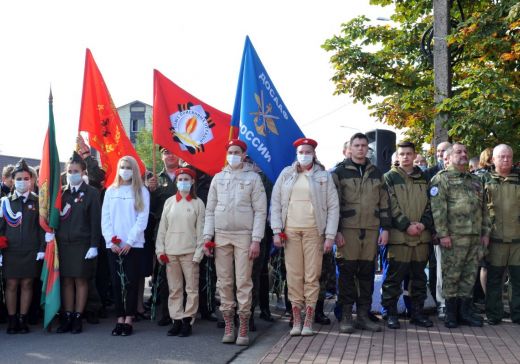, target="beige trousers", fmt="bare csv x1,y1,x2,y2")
215,234,253,316
166,253,199,321
285,228,324,308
